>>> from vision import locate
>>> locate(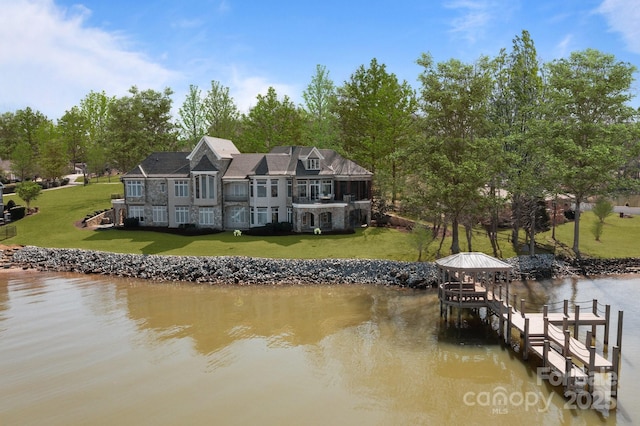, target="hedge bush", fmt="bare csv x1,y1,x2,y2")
9,206,26,220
